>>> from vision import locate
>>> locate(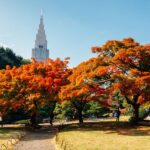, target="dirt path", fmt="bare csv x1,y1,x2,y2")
14,126,56,150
